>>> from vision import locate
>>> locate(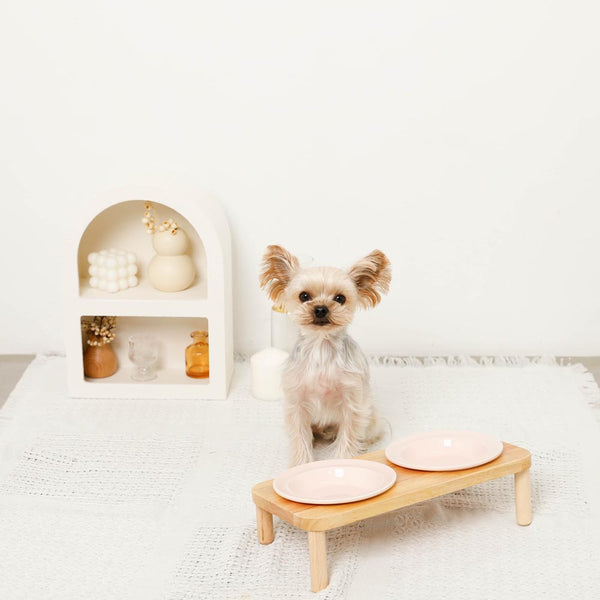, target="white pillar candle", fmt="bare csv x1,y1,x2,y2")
270,306,298,353
250,346,289,401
